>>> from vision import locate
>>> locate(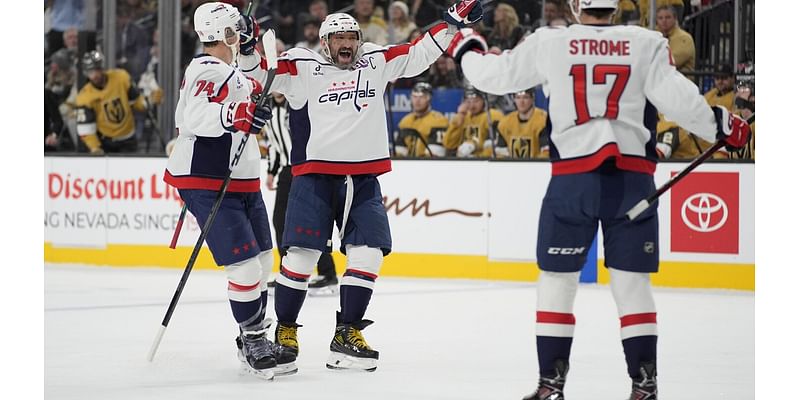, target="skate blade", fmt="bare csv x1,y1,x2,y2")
272,361,299,376
307,286,339,297
239,363,275,381
325,352,378,372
